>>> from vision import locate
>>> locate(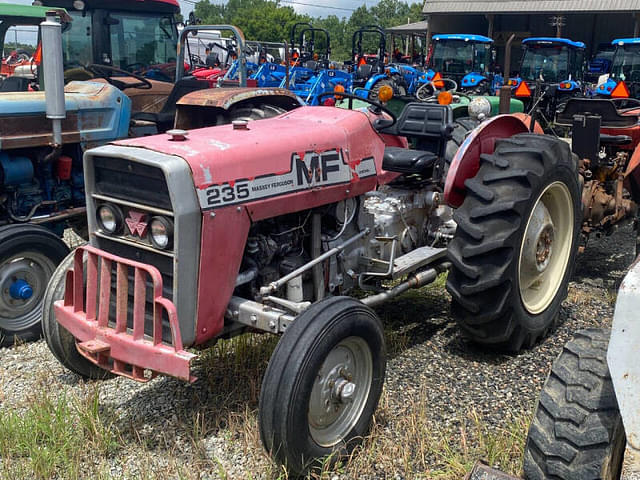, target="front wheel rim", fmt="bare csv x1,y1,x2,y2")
0,251,56,331
518,181,574,314
308,336,373,448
